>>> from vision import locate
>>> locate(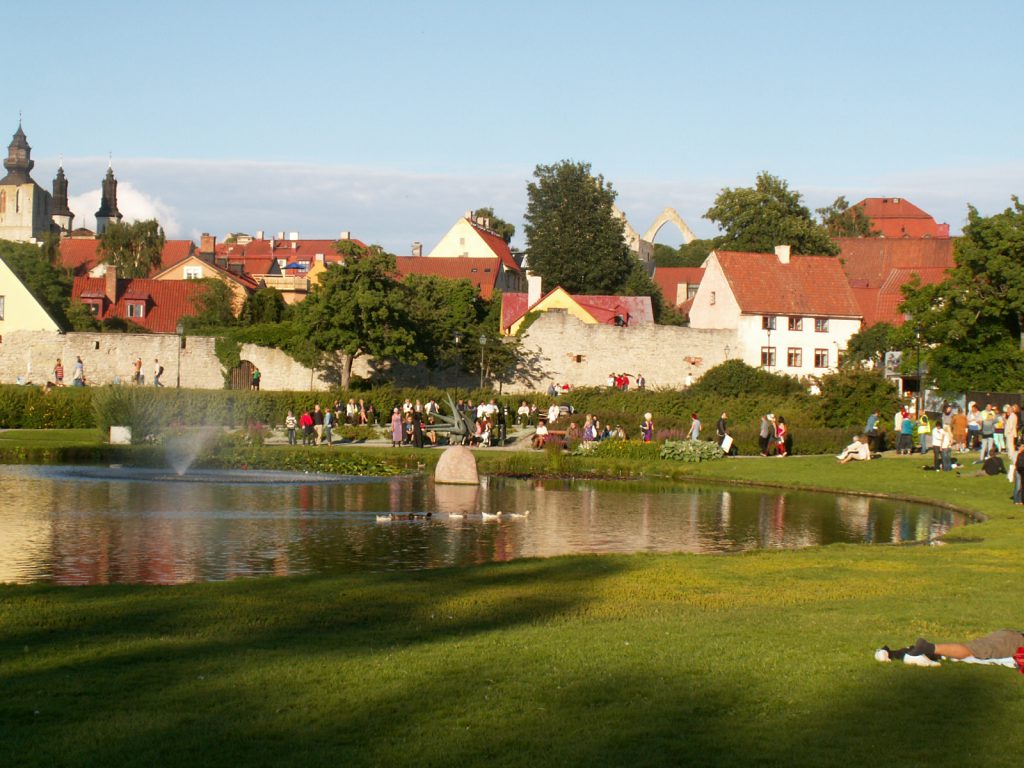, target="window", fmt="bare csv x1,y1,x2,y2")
710,291,716,305
184,266,203,279
762,316,776,330
85,301,101,316
686,284,699,300
788,317,803,331
760,346,776,368
126,302,145,319
814,317,829,333
814,348,829,368
787,347,802,368
0,295,5,321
